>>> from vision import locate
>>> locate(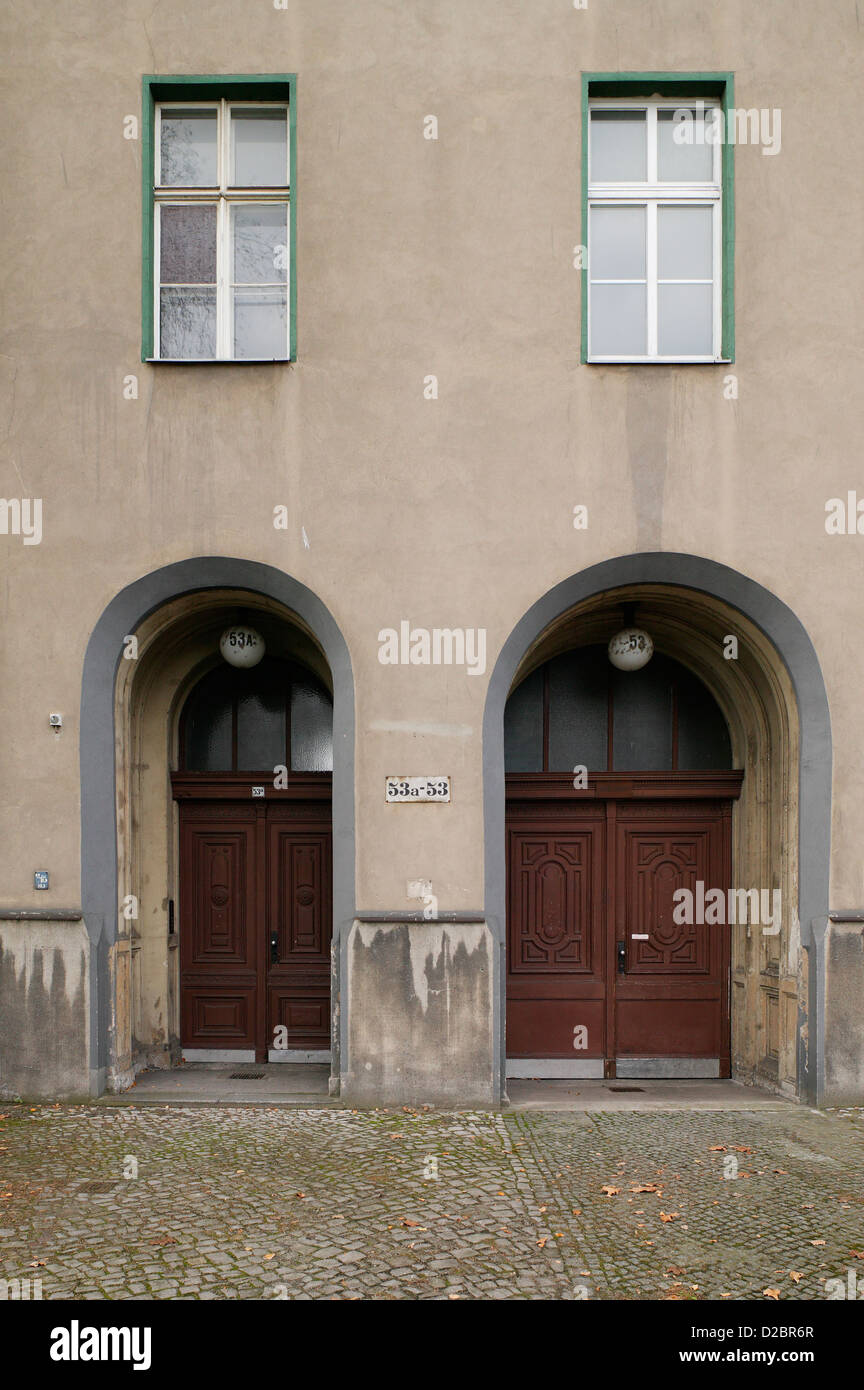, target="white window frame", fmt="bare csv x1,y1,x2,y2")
587,98,723,364
154,98,290,361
